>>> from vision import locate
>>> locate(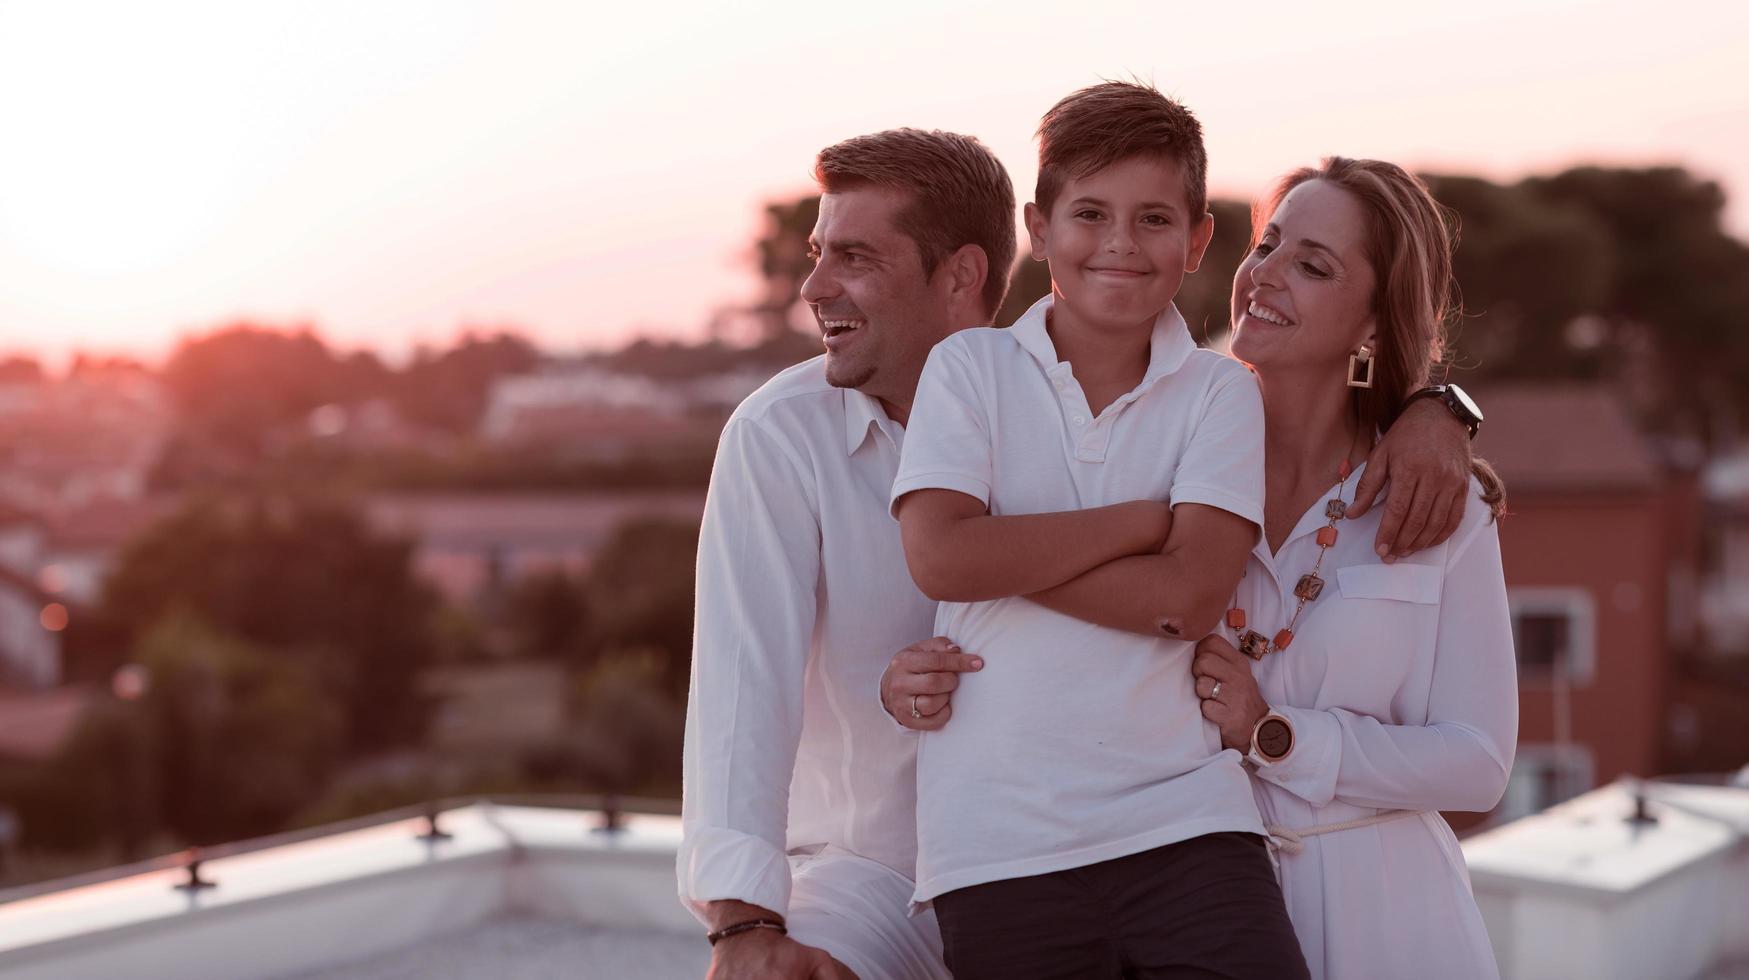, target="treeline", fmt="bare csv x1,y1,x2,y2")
6,327,784,494
2,494,699,867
